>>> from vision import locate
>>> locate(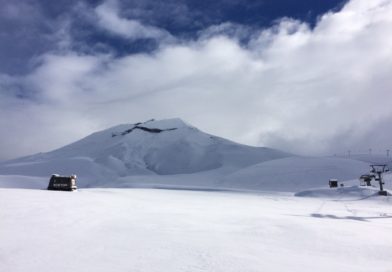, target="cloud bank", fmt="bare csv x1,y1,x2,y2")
1,0,392,161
